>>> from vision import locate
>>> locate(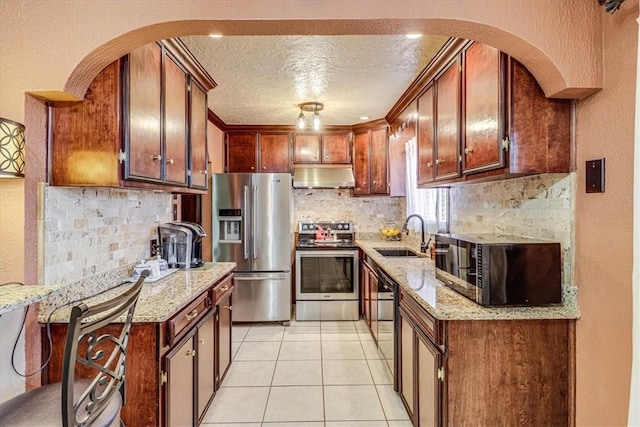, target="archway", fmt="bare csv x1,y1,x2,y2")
61,18,591,103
